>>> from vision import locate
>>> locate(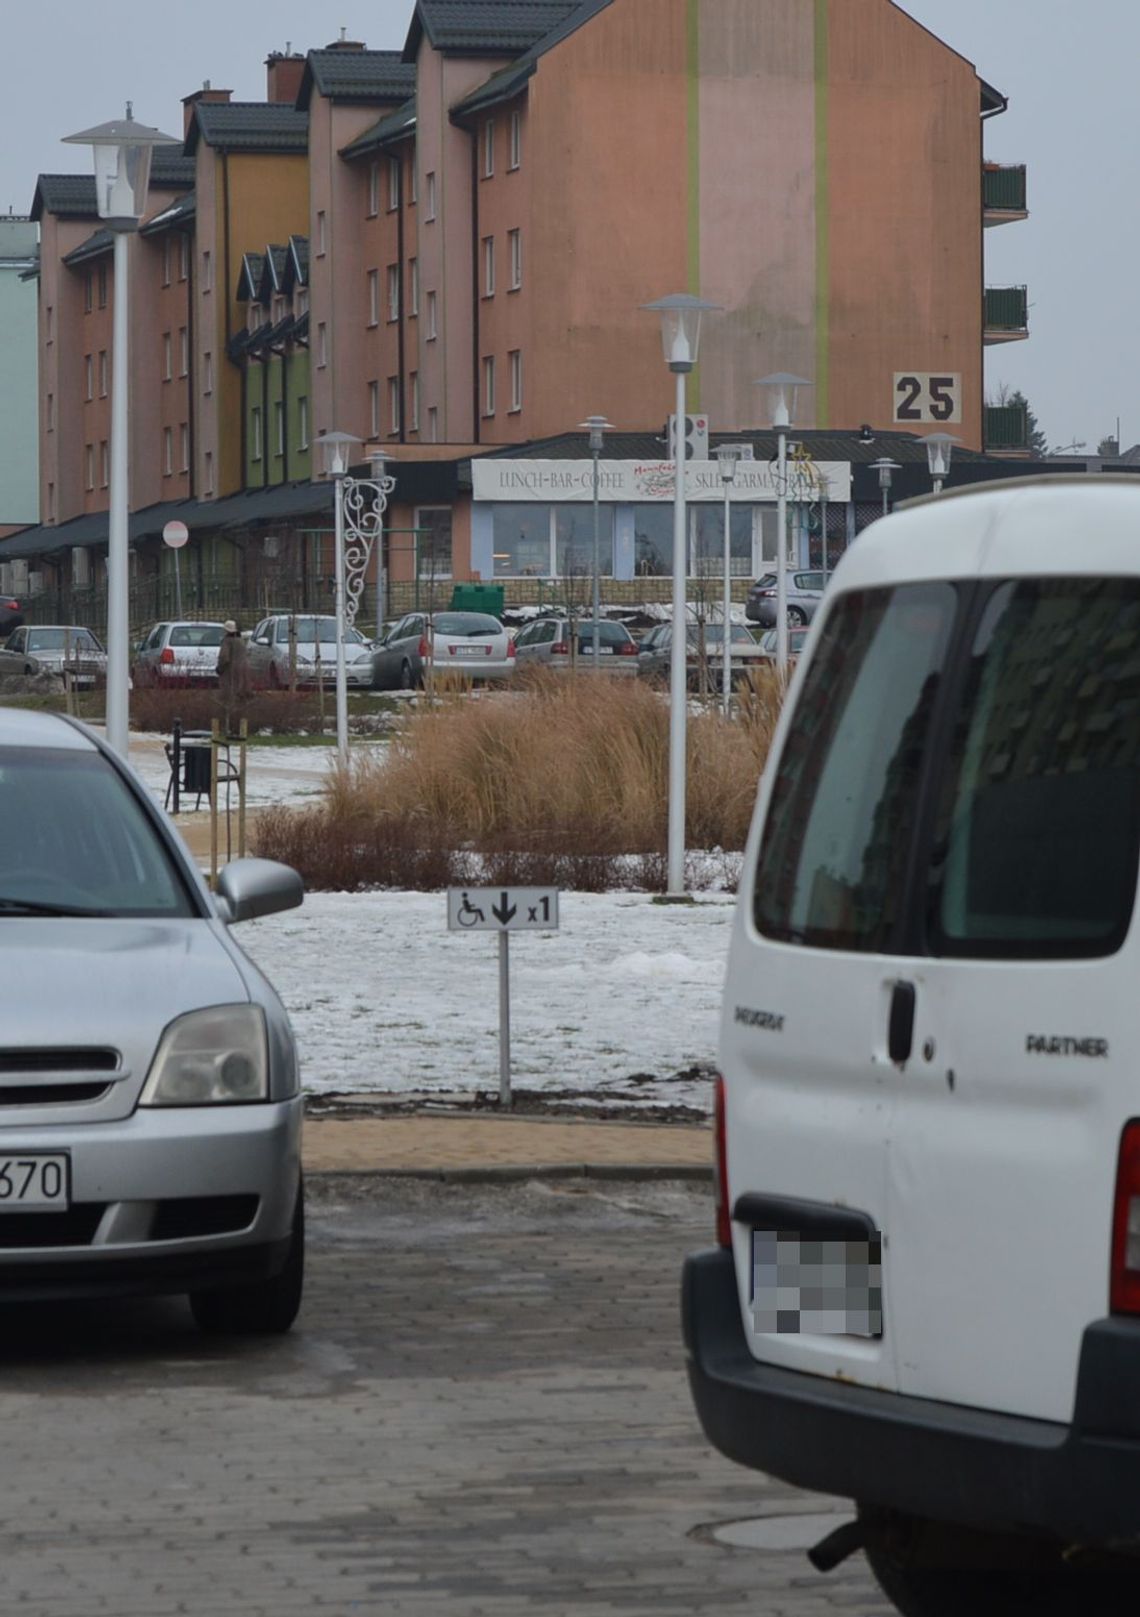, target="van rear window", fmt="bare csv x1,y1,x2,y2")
927,578,1140,958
